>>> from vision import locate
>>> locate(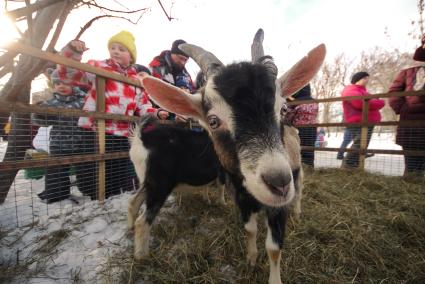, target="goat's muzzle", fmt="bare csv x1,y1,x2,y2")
261,173,292,198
